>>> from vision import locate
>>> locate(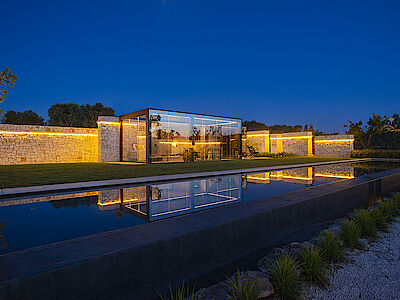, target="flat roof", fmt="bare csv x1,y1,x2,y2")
119,108,242,121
